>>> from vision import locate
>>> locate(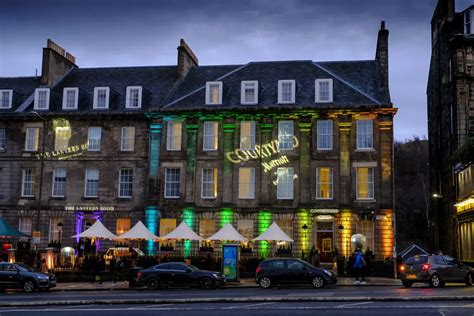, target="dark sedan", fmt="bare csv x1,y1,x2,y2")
399,254,473,288
255,258,337,289
136,262,226,290
0,262,56,293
